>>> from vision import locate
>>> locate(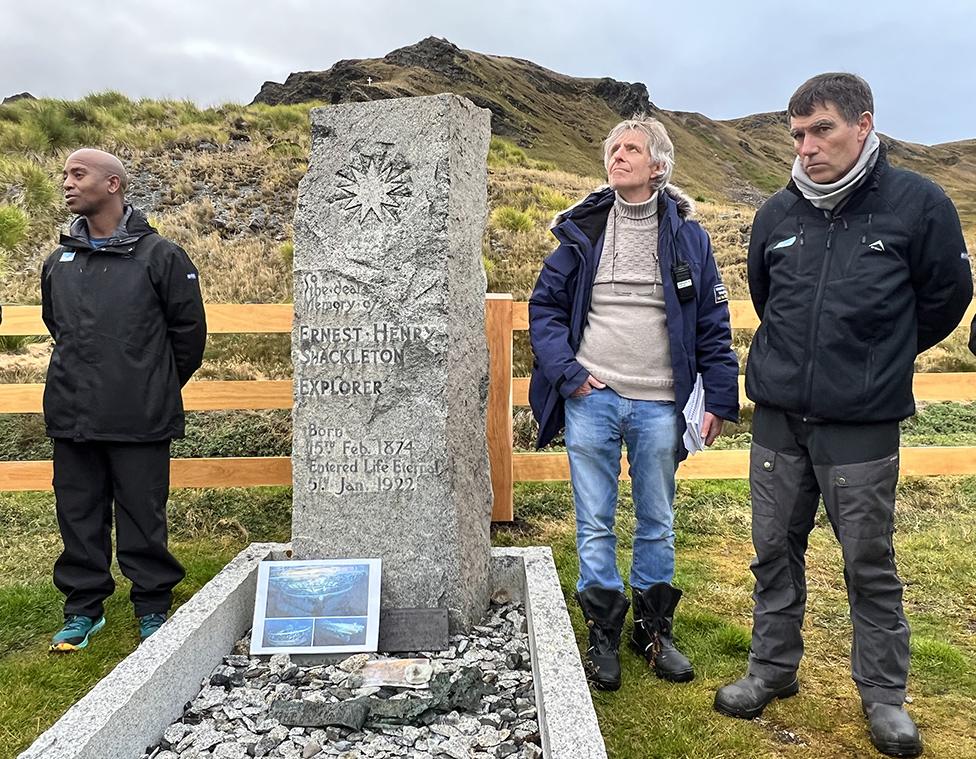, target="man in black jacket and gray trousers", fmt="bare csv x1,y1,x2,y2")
43,149,206,651
714,74,972,757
